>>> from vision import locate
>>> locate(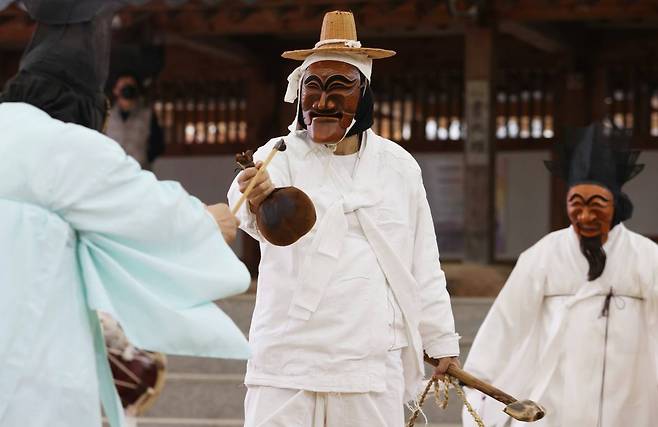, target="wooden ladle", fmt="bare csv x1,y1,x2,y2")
425,354,545,422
